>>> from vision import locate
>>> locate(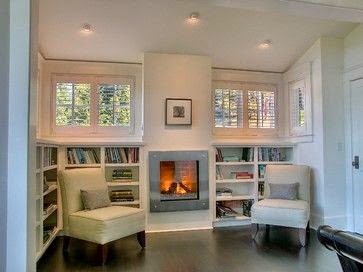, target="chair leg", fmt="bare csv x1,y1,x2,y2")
251,224,259,240
266,224,270,233
299,228,307,247
62,236,70,253
137,231,146,248
98,244,108,265
307,221,310,233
